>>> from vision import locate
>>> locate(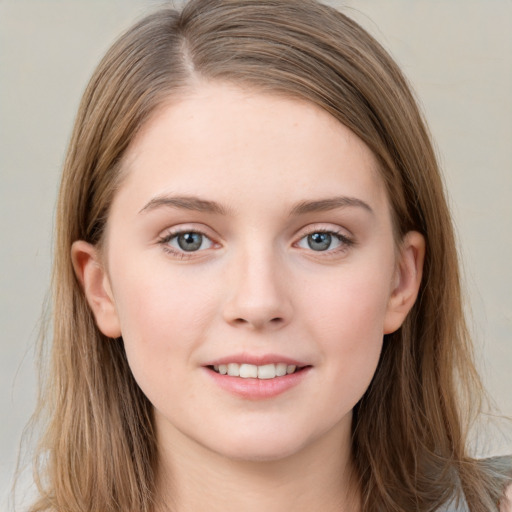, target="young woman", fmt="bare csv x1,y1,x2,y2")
27,0,511,511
